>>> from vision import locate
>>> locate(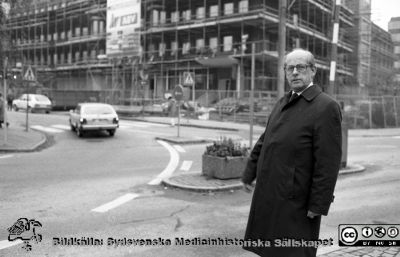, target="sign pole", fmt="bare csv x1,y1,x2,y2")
177,102,180,138
25,82,29,132
3,58,8,143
